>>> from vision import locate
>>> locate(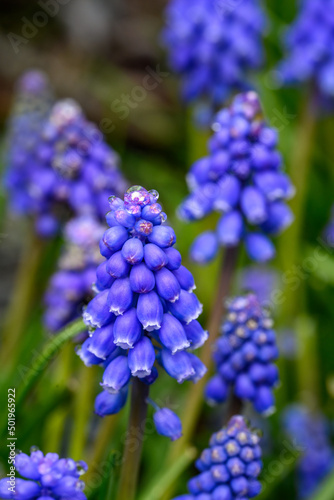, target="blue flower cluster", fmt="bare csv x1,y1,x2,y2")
4,84,127,238
4,70,53,228
278,0,334,104
205,294,279,415
162,0,267,118
283,405,334,498
178,91,294,263
44,216,105,332
0,448,88,500
31,99,126,236
79,186,208,437
173,415,262,500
